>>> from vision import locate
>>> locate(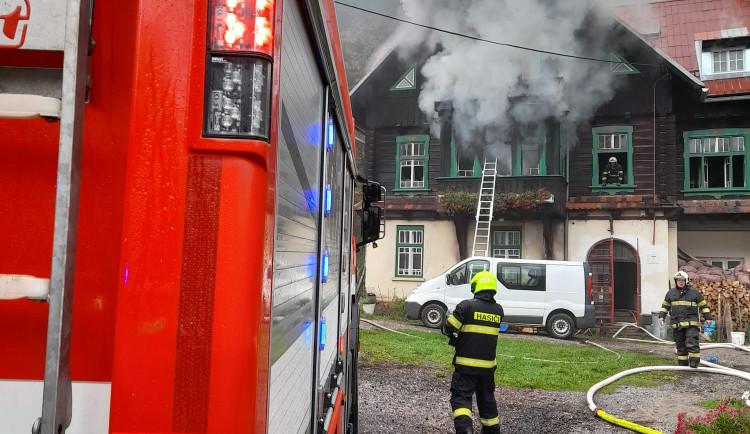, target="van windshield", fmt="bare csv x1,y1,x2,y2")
449,260,489,285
